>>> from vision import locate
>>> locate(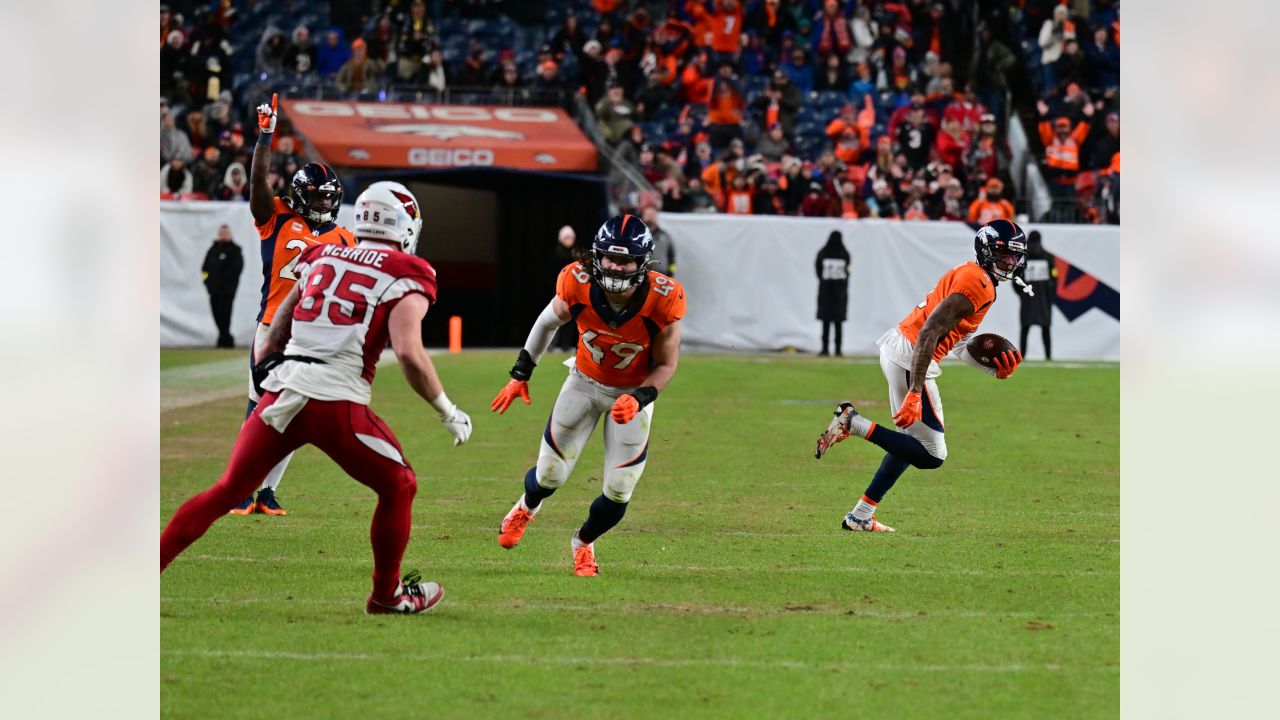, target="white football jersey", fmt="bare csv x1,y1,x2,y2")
262,241,438,404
